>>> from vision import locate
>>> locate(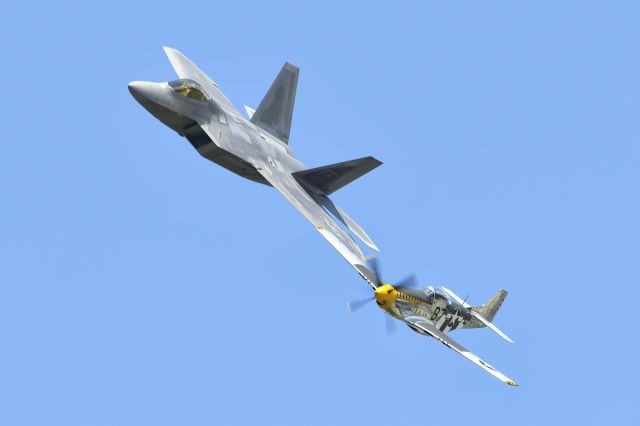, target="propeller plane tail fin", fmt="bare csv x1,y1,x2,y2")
474,289,508,322
472,289,513,343
443,287,513,343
